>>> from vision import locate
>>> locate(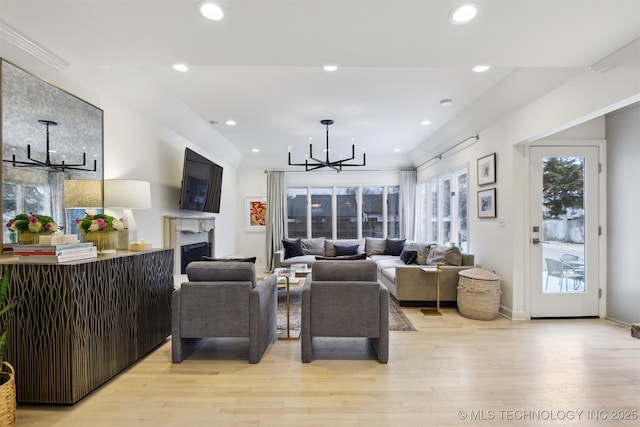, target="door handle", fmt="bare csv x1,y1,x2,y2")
532,238,545,245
